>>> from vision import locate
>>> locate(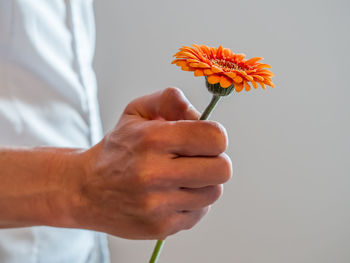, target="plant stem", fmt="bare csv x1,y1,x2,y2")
149,240,165,263
200,95,221,120
148,94,221,262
